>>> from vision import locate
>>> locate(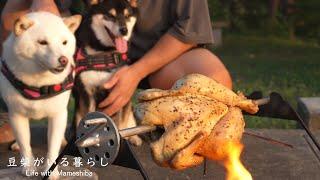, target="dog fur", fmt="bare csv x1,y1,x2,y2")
0,12,81,179
74,0,142,146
